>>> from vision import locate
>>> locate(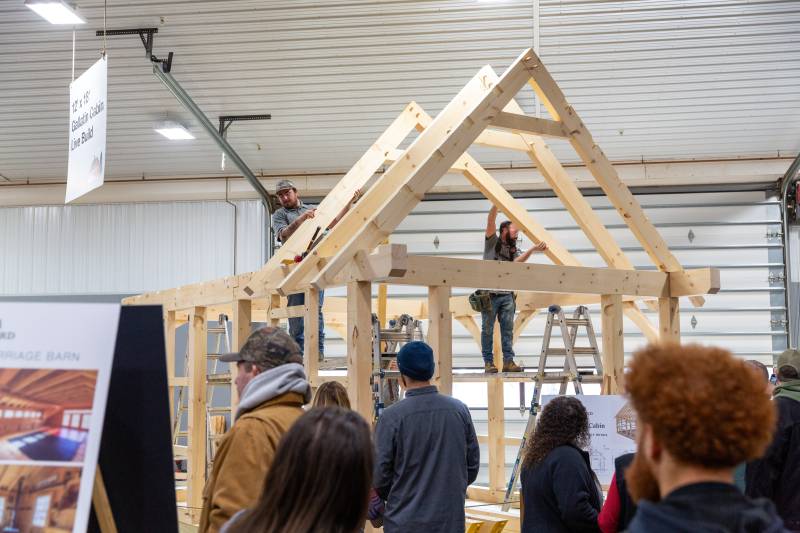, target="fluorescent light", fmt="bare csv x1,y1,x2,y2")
24,1,87,25
154,121,195,140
